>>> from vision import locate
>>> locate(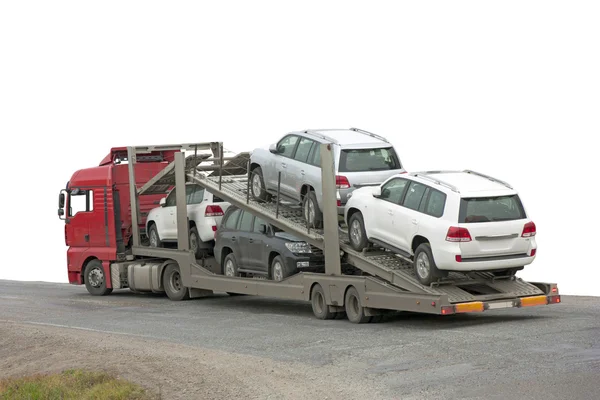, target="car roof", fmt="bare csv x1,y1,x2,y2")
294,128,391,147
405,170,517,197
